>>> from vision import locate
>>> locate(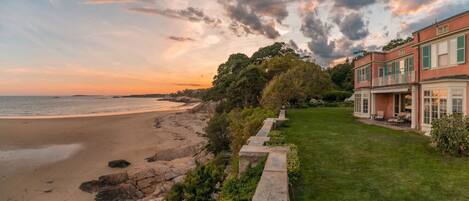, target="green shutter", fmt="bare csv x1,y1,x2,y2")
384,64,388,75
457,35,466,64
409,58,412,71
422,45,431,69
367,66,371,80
